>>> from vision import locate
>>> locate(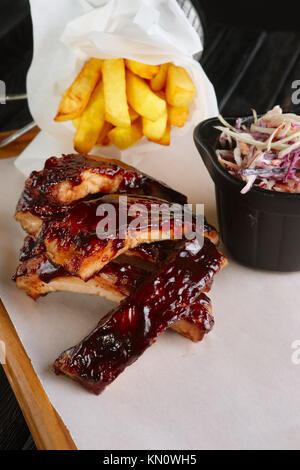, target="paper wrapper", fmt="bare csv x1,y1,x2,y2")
15,0,218,175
